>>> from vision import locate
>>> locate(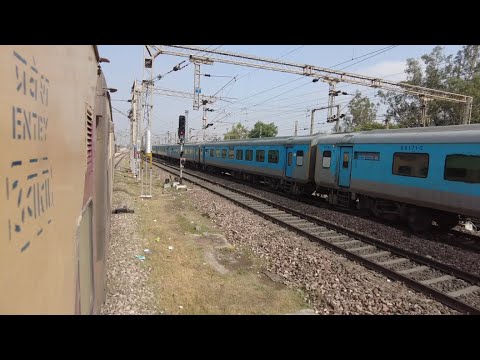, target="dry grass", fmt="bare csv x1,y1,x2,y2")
129,174,308,315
